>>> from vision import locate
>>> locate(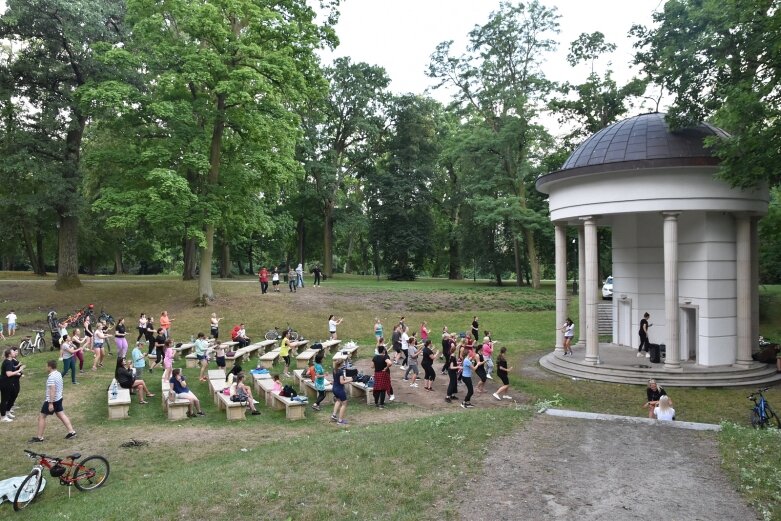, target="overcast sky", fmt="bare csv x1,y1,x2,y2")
320,0,665,124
